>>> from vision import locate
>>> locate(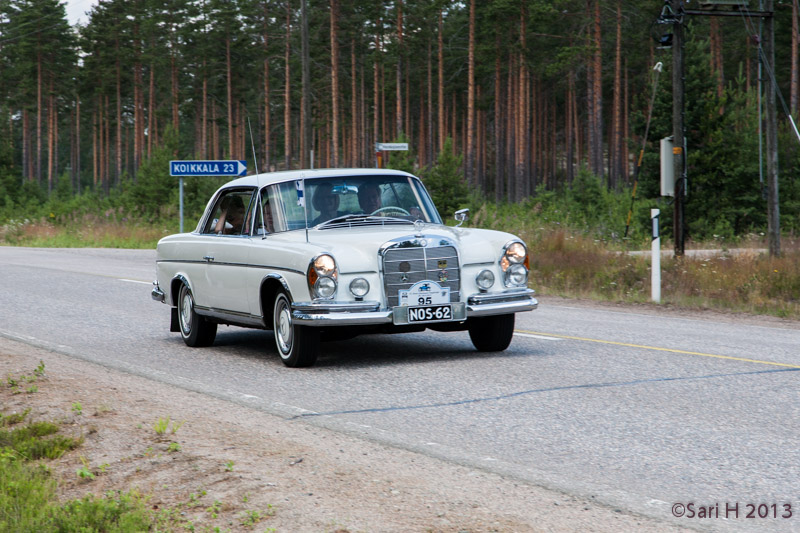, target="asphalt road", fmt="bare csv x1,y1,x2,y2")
2,247,799,531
